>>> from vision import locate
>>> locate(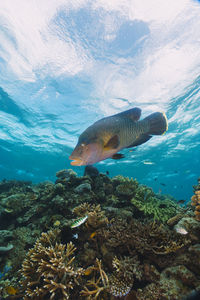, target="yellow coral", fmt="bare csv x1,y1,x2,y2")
80,259,109,299
73,203,108,229
21,230,84,299
191,190,200,221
